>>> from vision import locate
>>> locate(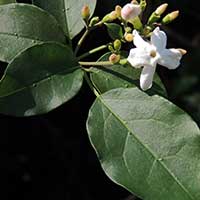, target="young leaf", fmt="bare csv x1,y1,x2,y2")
0,42,84,116
87,87,200,200
32,0,97,39
0,3,66,62
90,52,167,96
0,0,16,5
105,23,123,40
